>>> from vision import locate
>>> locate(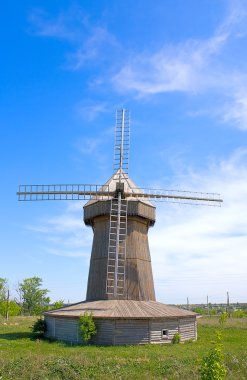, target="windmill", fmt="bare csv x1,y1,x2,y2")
17,109,222,345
